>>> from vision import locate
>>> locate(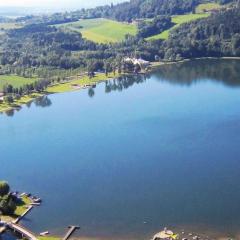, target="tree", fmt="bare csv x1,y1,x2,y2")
0,181,10,196
4,95,14,104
